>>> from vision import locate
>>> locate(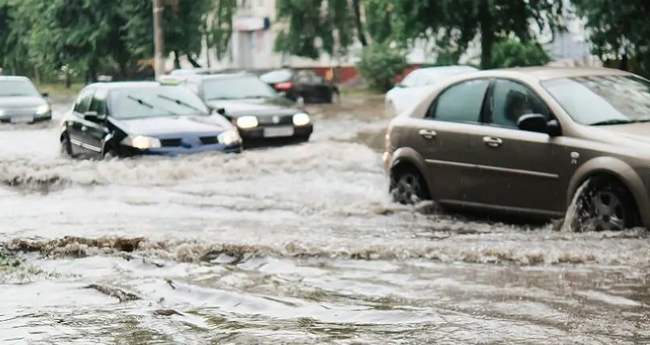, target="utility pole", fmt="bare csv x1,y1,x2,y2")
153,0,165,79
